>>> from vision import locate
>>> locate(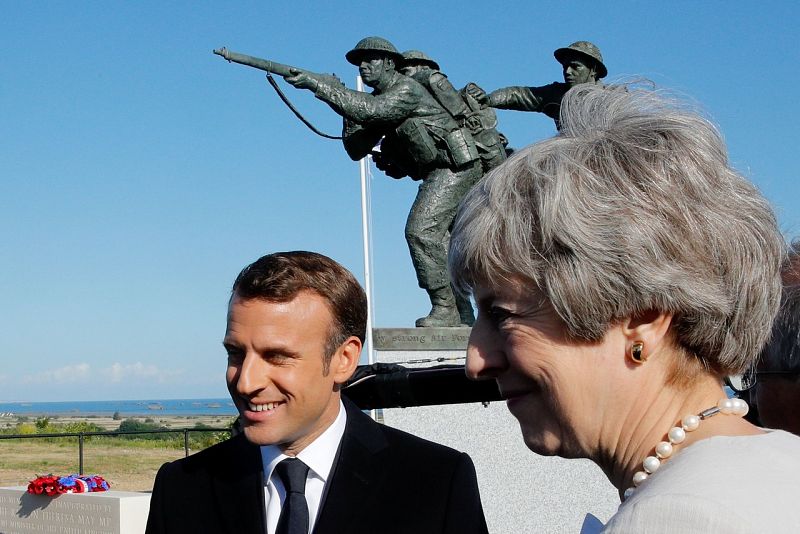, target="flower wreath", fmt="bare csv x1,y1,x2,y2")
27,474,110,496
